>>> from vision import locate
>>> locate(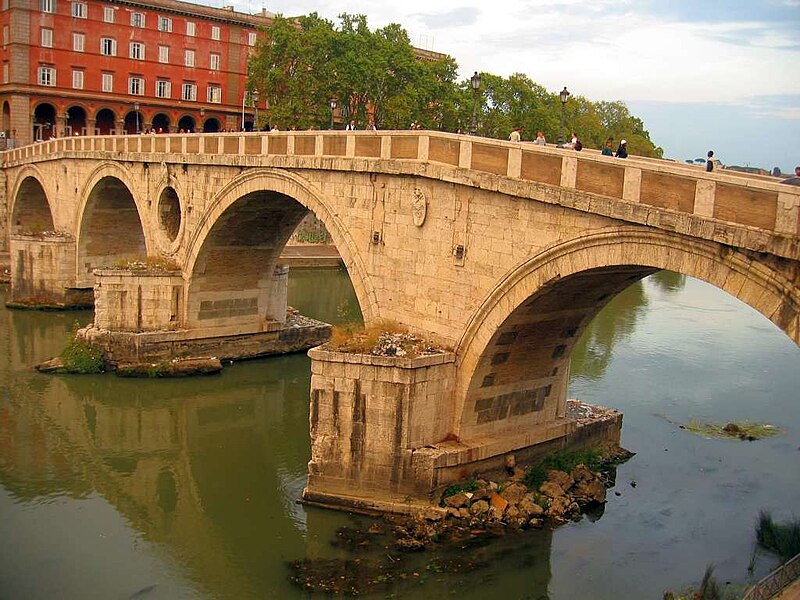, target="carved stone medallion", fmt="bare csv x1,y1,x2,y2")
412,188,427,227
